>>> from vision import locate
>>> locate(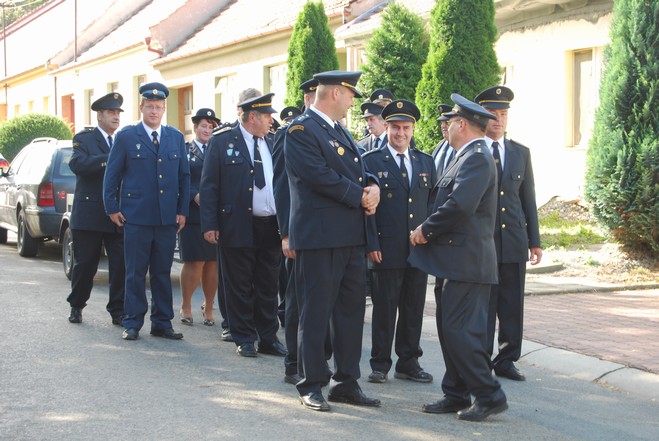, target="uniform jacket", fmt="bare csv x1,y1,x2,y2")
186,141,205,225
408,139,498,284
495,138,541,263
284,109,378,251
272,125,290,238
363,145,435,269
199,124,276,248
69,127,121,233
103,123,190,226
357,134,388,155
